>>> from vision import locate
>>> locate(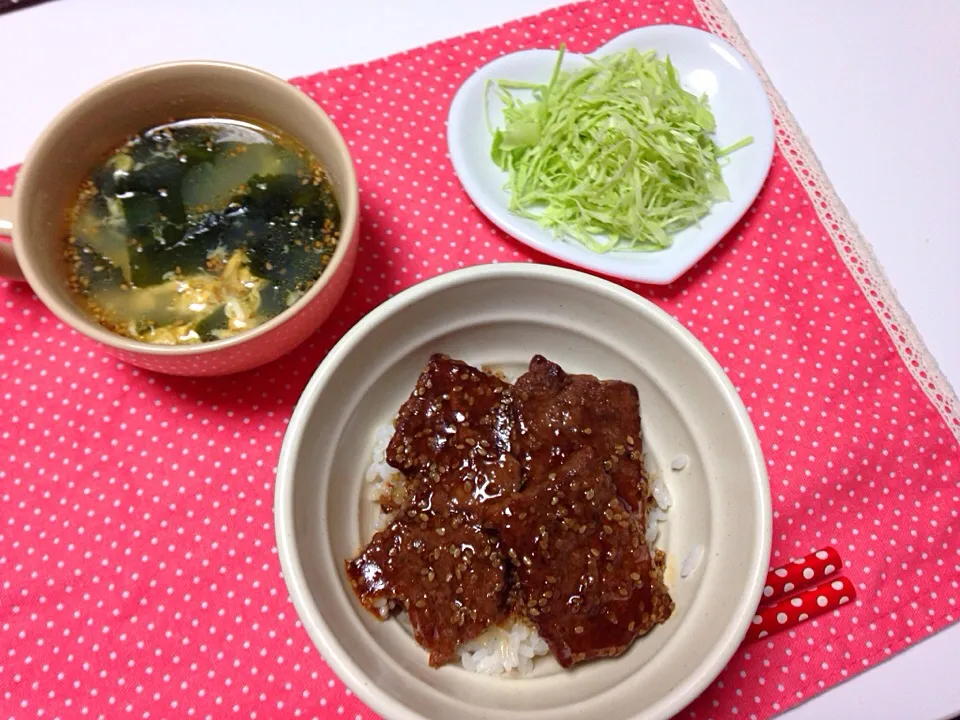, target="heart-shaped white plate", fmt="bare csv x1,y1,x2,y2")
447,25,775,285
